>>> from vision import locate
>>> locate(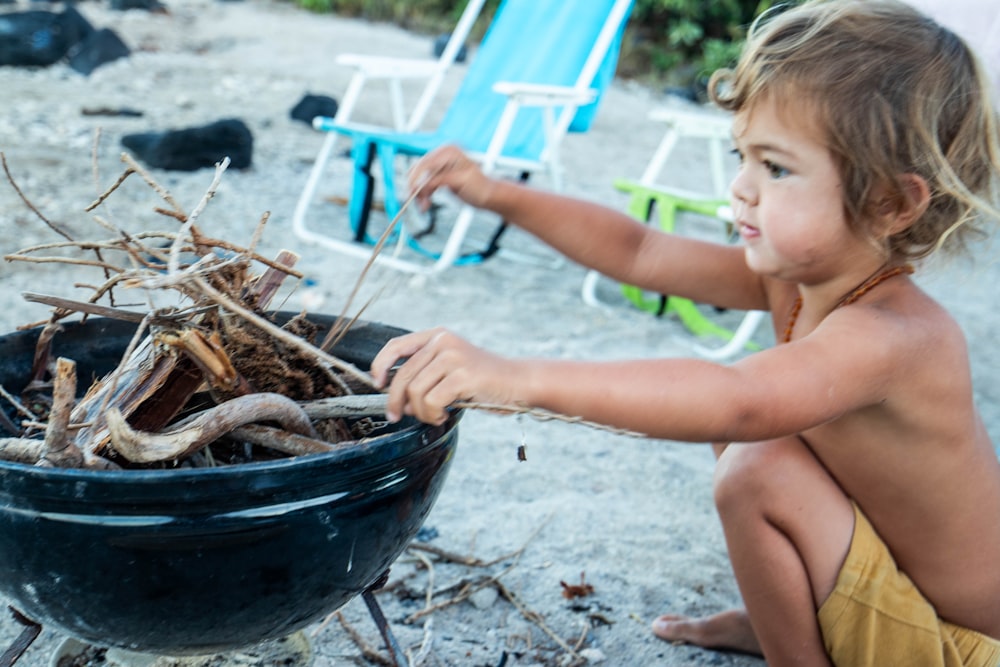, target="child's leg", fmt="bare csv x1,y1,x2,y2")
654,436,855,666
